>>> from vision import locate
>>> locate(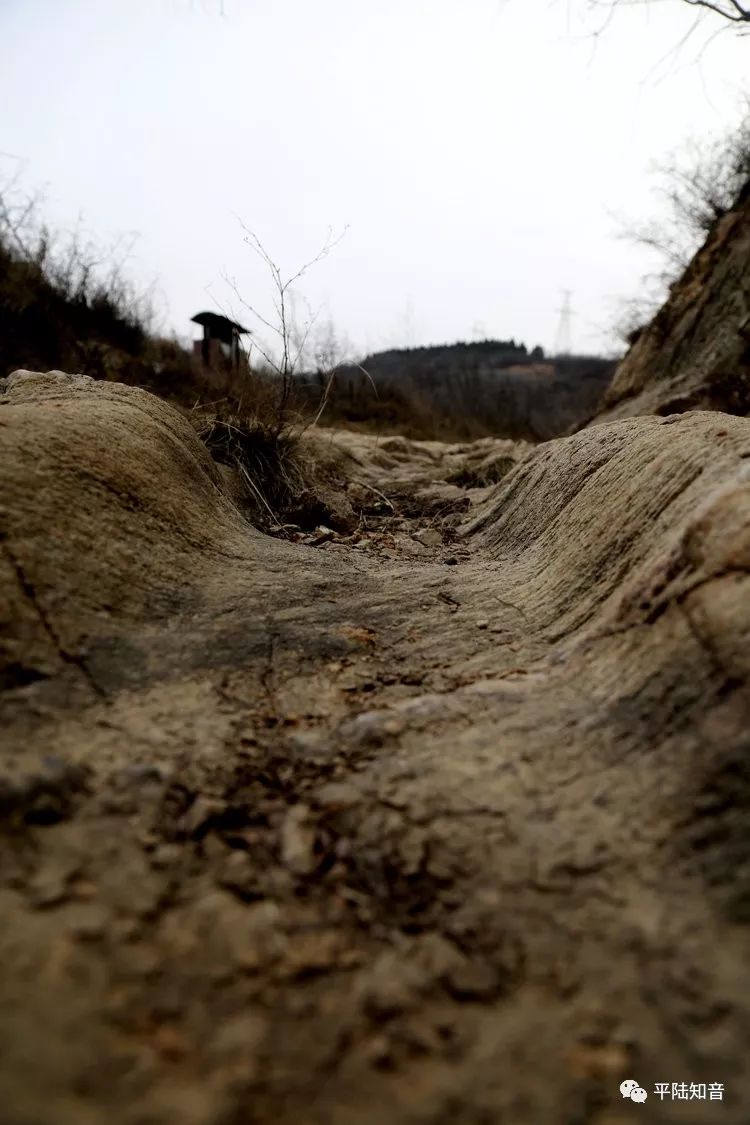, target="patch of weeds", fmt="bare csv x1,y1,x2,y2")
447,457,515,490
195,405,355,532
